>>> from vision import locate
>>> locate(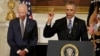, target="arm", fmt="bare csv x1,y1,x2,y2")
26,21,38,50
43,22,57,37
43,8,57,37
7,21,19,53
87,3,95,26
7,20,28,56
89,7,97,26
